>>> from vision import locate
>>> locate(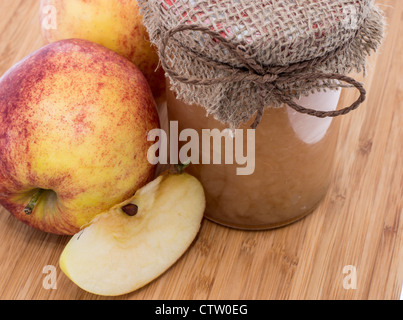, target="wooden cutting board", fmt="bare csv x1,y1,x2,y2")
0,0,401,300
